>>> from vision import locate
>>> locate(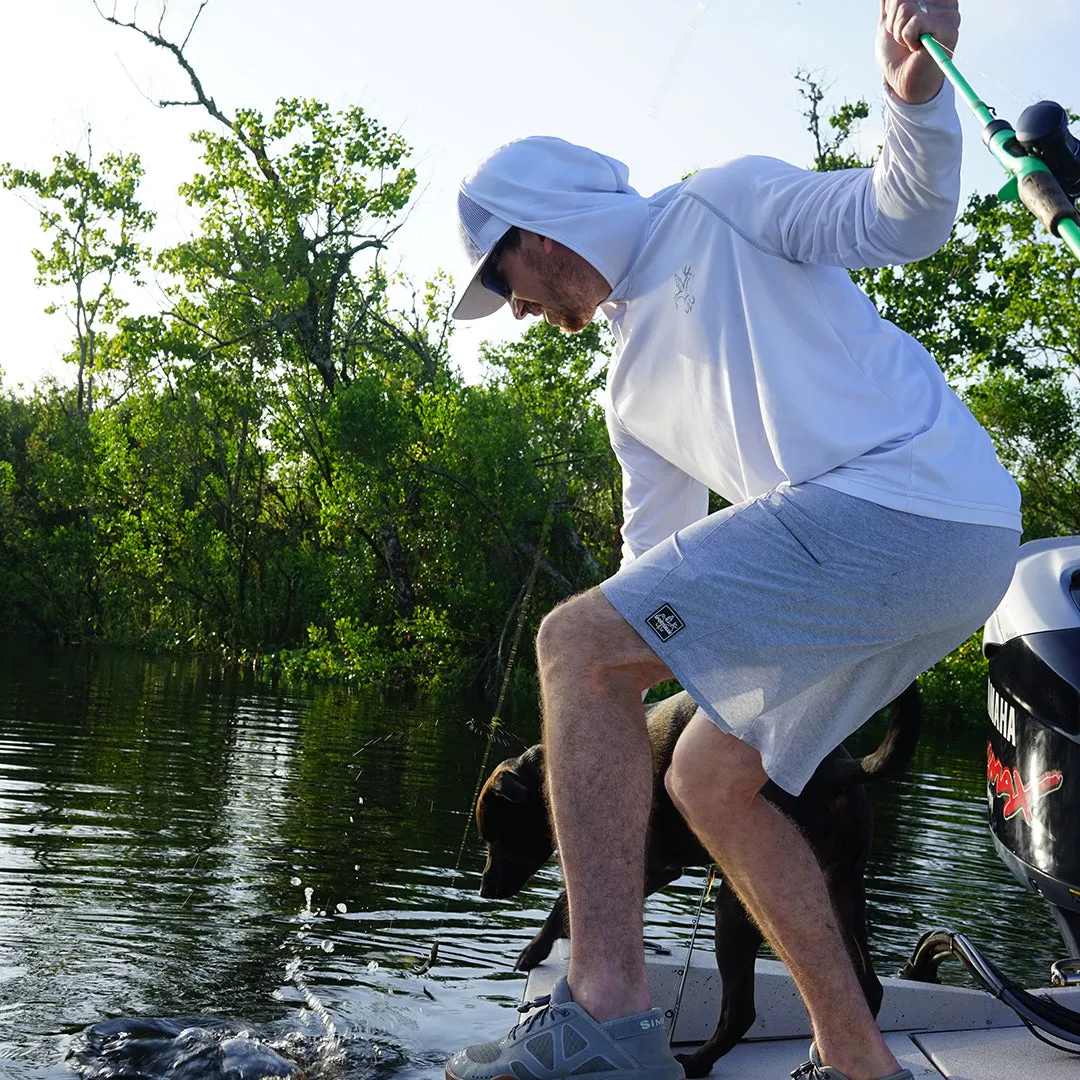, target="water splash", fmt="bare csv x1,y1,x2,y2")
67,1017,301,1080
65,1012,405,1080
284,884,346,1074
